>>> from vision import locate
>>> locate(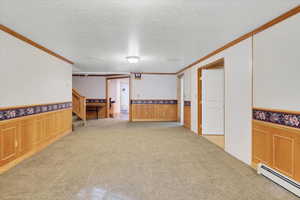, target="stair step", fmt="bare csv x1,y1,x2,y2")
72,120,84,130
72,115,79,122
